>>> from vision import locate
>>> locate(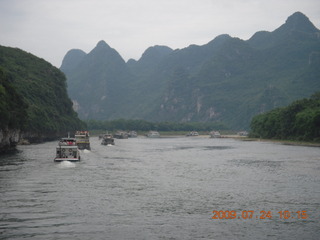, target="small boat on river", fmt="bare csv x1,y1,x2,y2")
147,131,160,138
75,131,91,150
128,131,138,138
114,131,129,139
101,134,115,145
54,137,80,162
210,131,221,138
186,131,199,136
